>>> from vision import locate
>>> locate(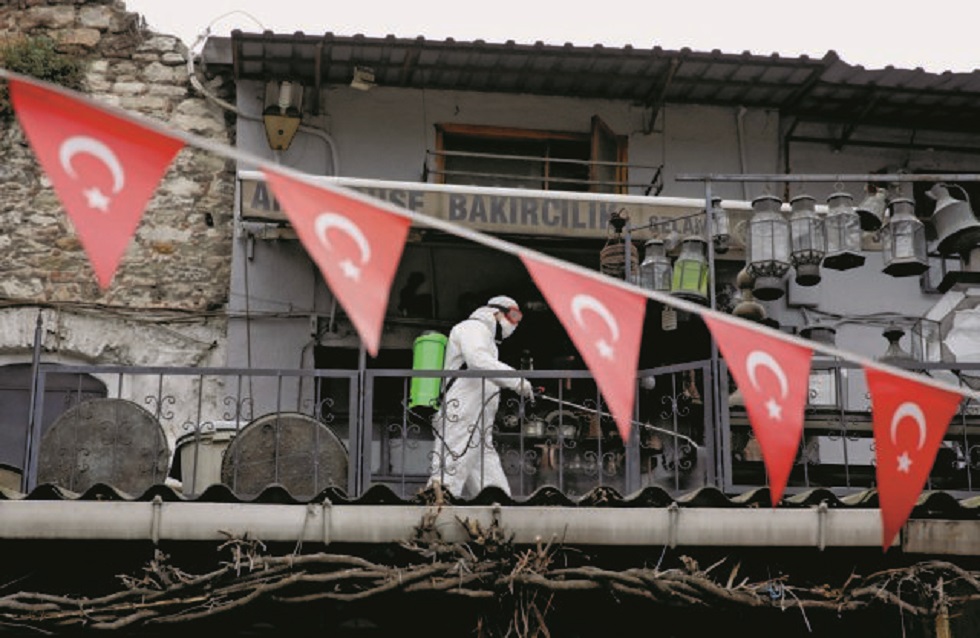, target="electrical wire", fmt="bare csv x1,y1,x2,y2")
185,23,340,175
